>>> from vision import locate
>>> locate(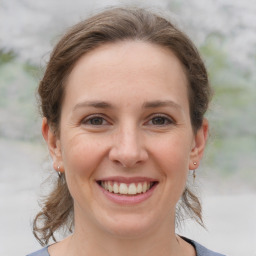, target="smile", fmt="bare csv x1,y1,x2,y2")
99,181,156,195
96,178,158,205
